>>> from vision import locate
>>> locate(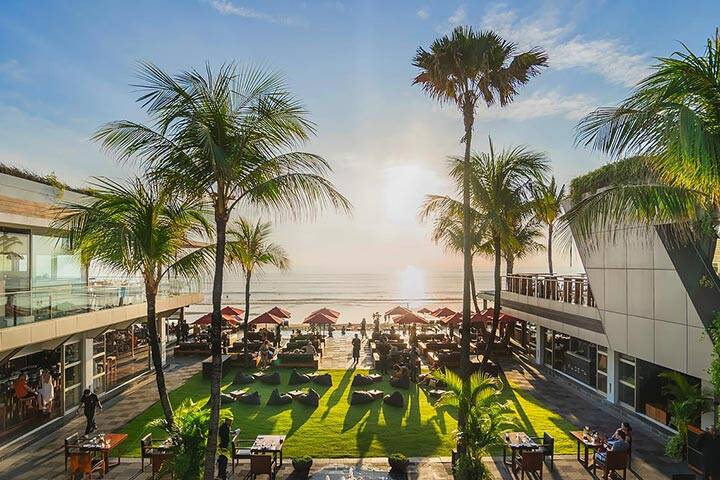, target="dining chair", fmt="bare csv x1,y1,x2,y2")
140,433,154,472
592,450,629,480
64,432,79,472
231,434,254,473
514,450,543,479
531,432,554,470
248,454,275,480
69,450,105,479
